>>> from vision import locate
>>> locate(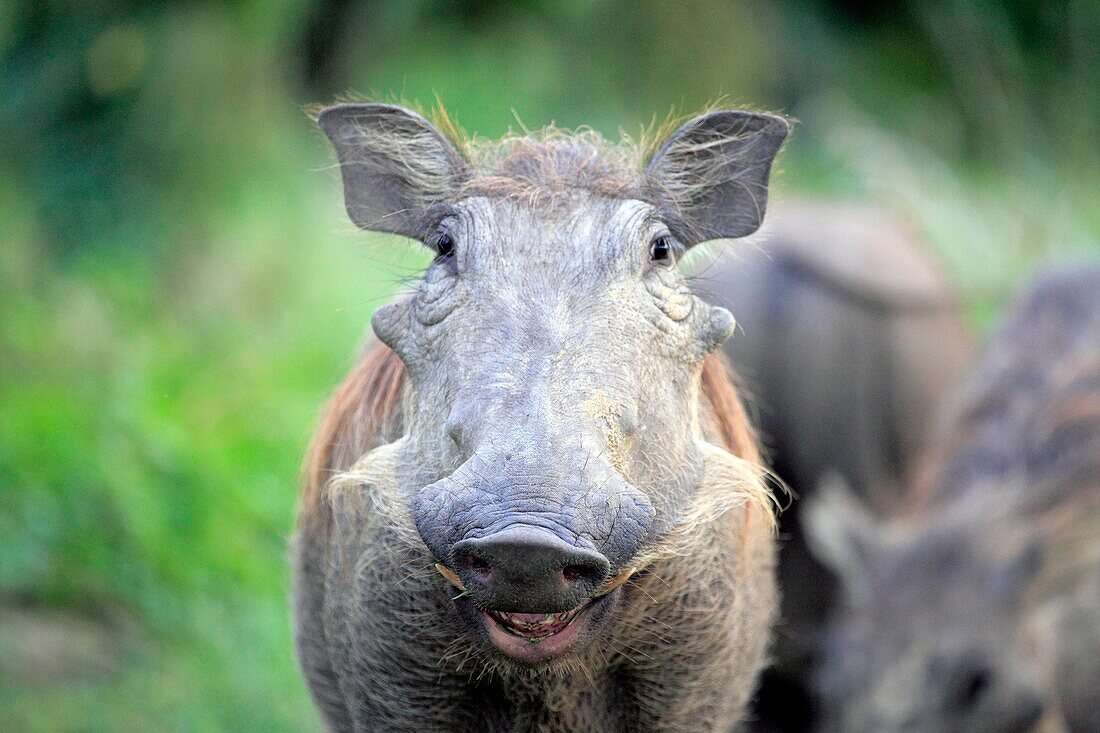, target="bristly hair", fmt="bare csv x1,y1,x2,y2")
930,267,1100,509
308,95,790,212
459,128,642,202
300,342,404,528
